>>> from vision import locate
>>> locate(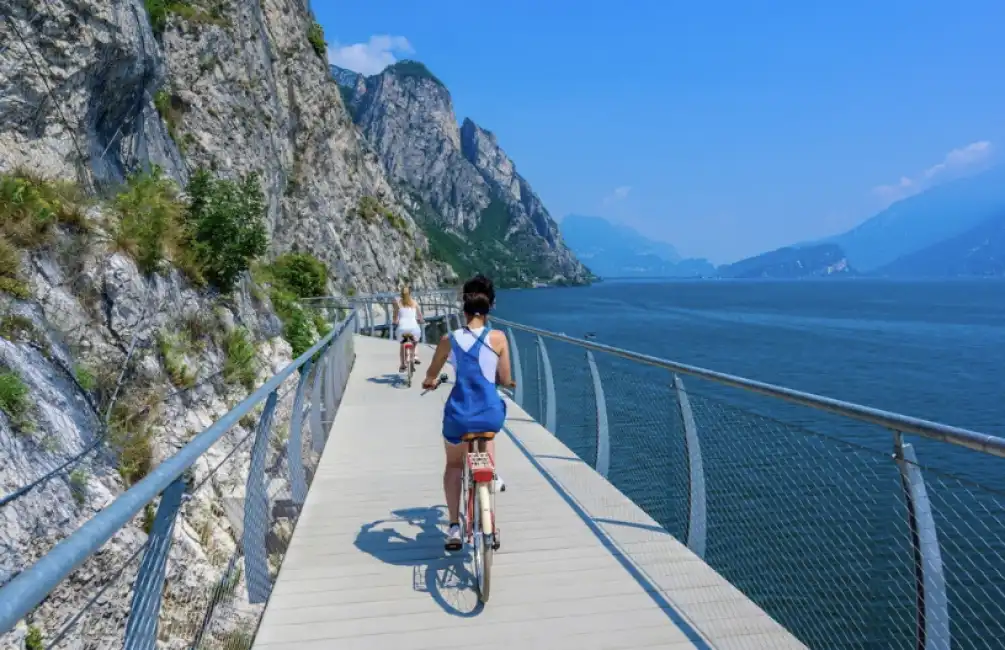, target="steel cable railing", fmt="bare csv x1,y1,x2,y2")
0,310,358,650
345,292,1005,649
480,314,1005,650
